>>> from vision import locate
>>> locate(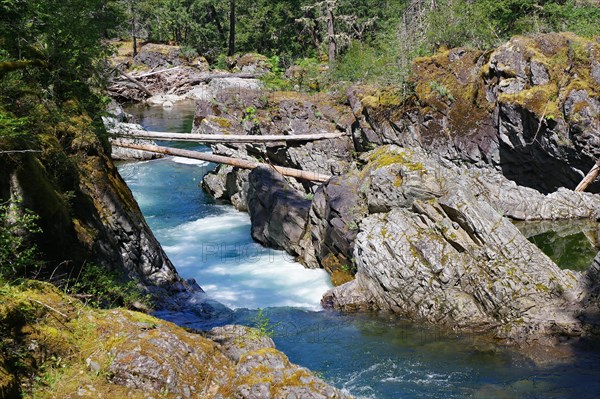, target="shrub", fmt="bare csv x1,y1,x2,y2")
0,199,41,280
64,263,150,309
